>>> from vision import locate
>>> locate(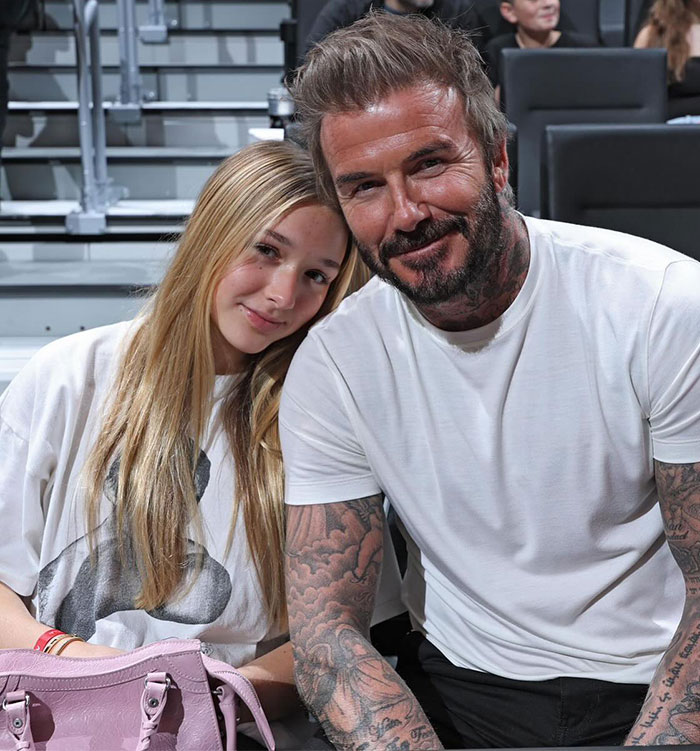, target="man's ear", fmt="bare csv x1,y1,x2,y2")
499,1,518,25
492,139,509,193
